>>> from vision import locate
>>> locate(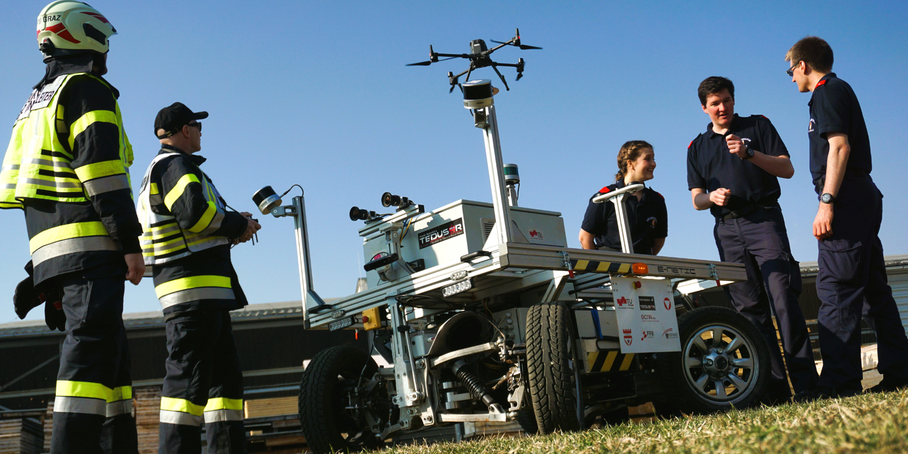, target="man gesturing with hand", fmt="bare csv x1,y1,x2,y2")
687,76,818,404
